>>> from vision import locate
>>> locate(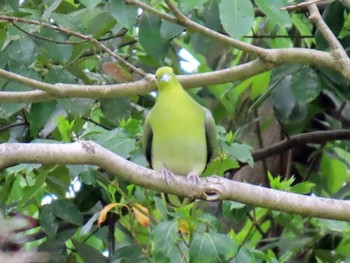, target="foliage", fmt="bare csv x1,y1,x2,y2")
1,0,350,262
